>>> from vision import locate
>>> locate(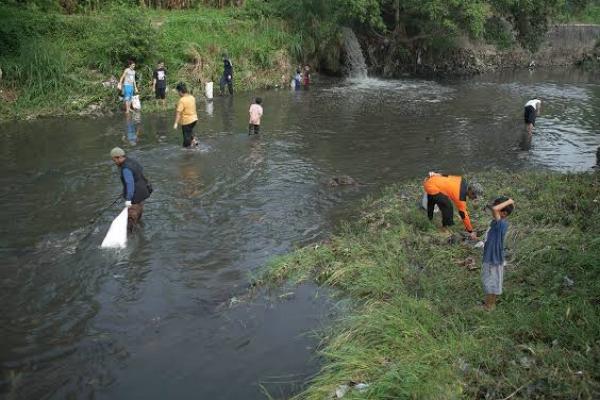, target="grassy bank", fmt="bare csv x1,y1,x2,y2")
0,6,296,120
257,171,600,399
